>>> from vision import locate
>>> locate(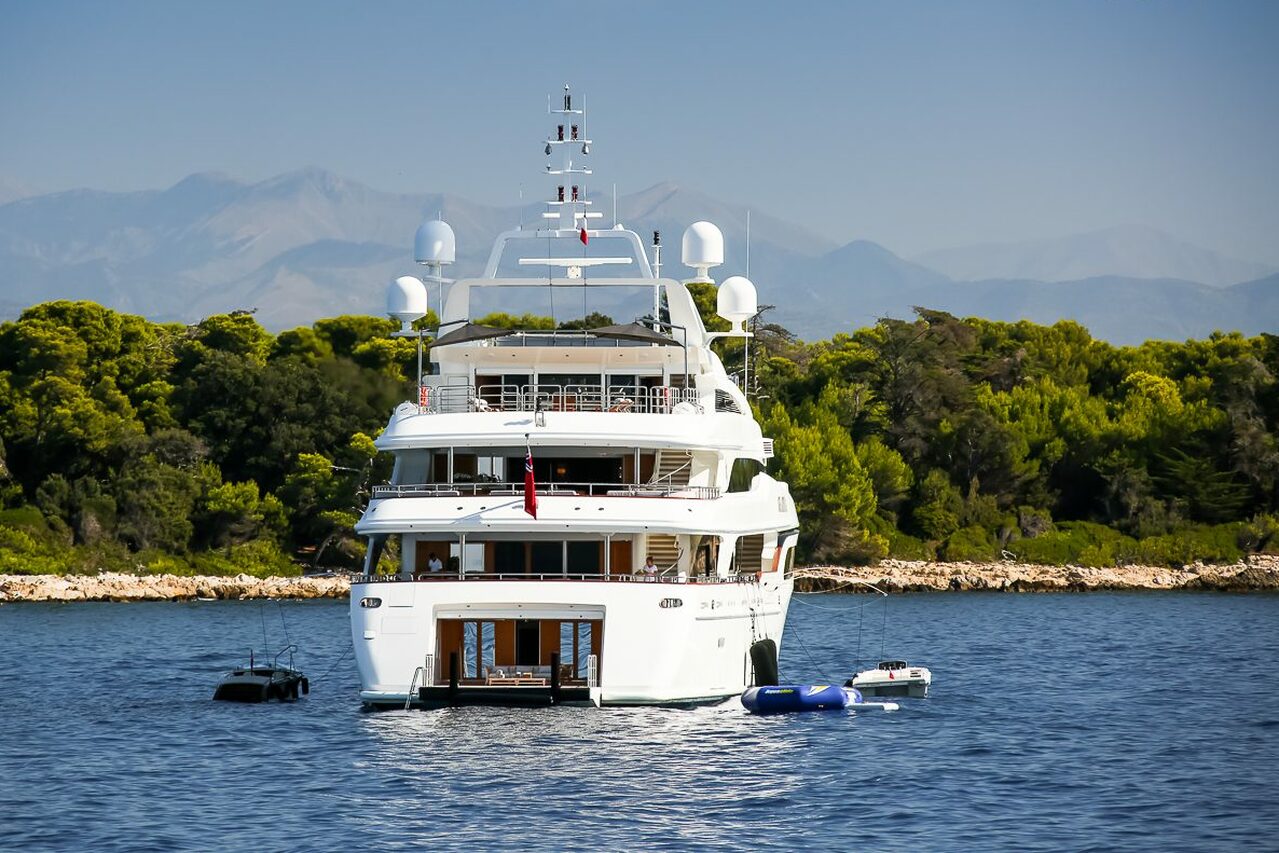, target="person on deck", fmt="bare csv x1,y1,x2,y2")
642,555,658,580
427,552,444,573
